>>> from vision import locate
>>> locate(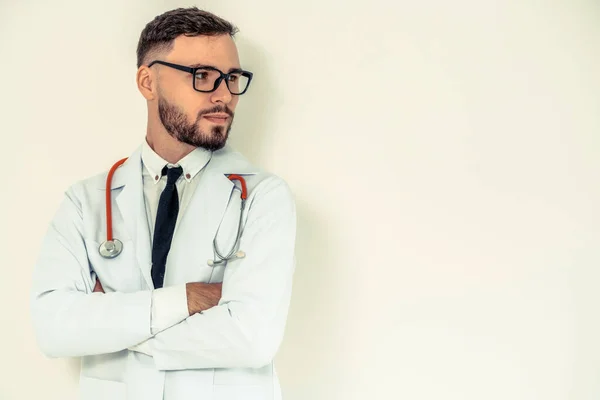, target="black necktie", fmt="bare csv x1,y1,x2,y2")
151,165,183,289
